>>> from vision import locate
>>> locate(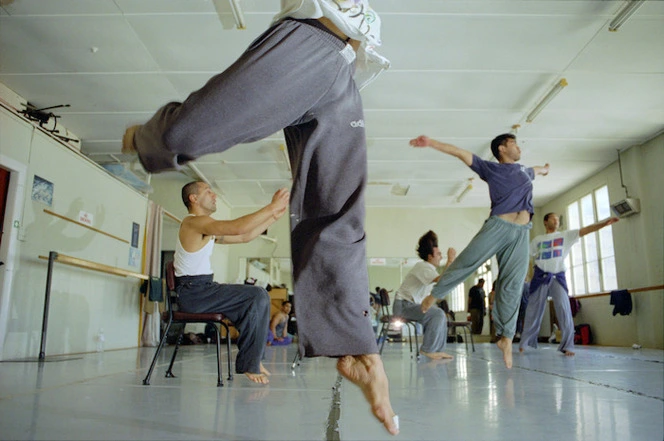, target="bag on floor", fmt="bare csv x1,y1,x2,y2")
574,324,593,345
